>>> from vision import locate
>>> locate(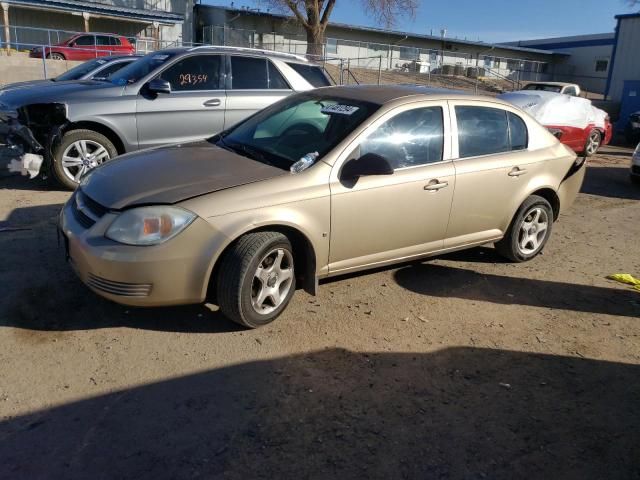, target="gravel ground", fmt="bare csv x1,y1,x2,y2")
0,145,639,479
